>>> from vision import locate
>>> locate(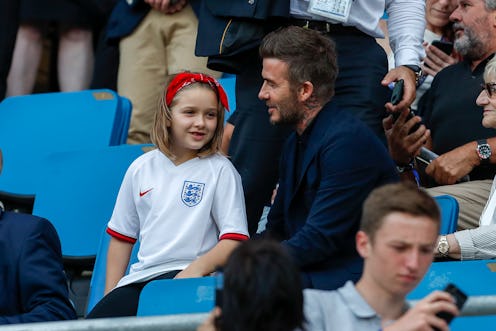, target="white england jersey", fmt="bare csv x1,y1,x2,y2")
107,149,248,287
